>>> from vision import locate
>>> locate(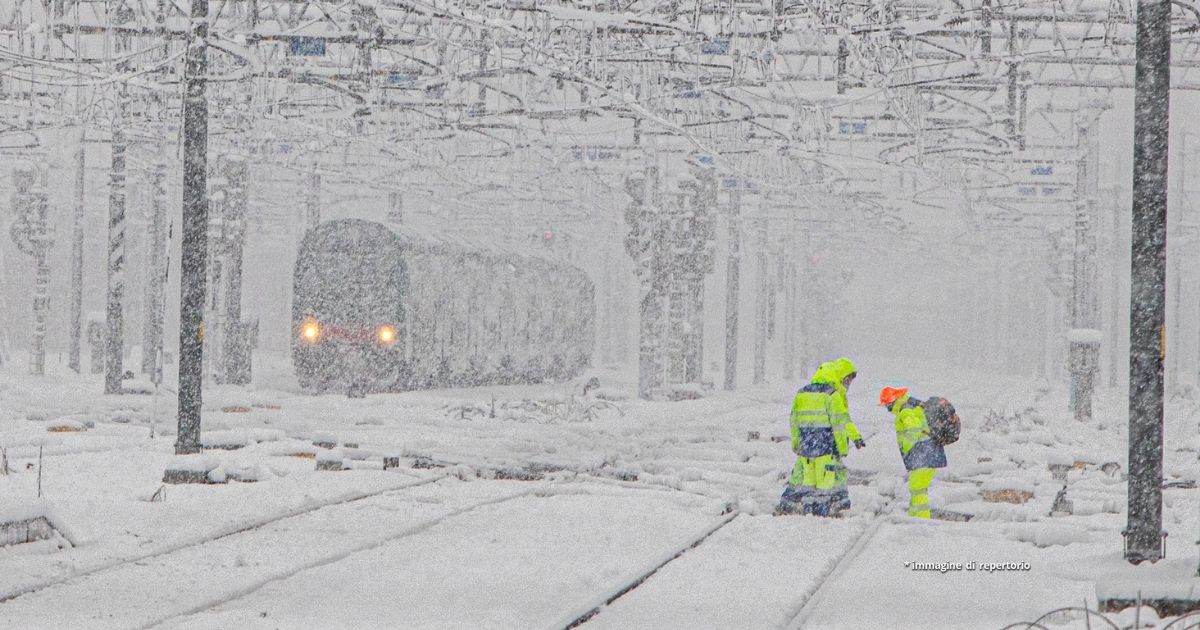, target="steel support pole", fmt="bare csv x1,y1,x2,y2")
222,158,248,384
782,244,797,382
981,0,992,54
105,87,127,395
305,172,321,229
753,219,767,385
1125,0,1170,564
799,229,812,372
176,0,209,455
636,166,665,399
835,39,848,95
69,130,85,373
30,191,50,377
1071,119,1100,421
1006,19,1019,144
1110,191,1123,389
724,188,740,390
143,160,167,378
